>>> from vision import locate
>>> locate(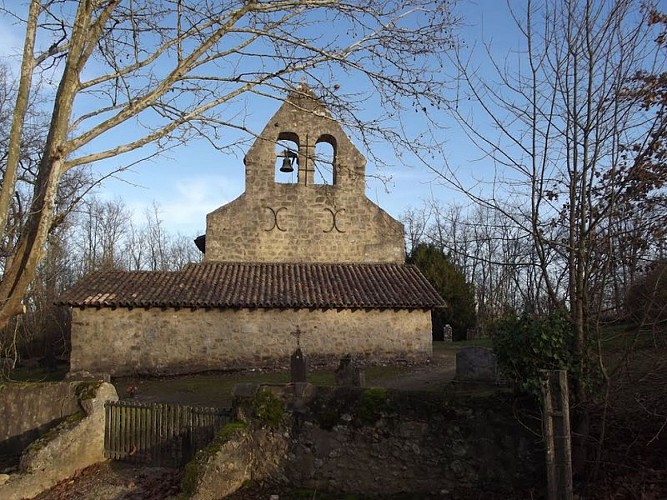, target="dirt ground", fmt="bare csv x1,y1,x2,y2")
32,463,183,500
